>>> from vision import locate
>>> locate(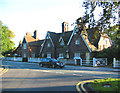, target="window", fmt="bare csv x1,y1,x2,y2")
74,53,80,57
42,53,44,57
66,53,69,58
23,53,26,58
47,53,51,58
75,40,80,45
23,43,27,49
60,40,64,46
59,53,64,58
47,43,50,47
